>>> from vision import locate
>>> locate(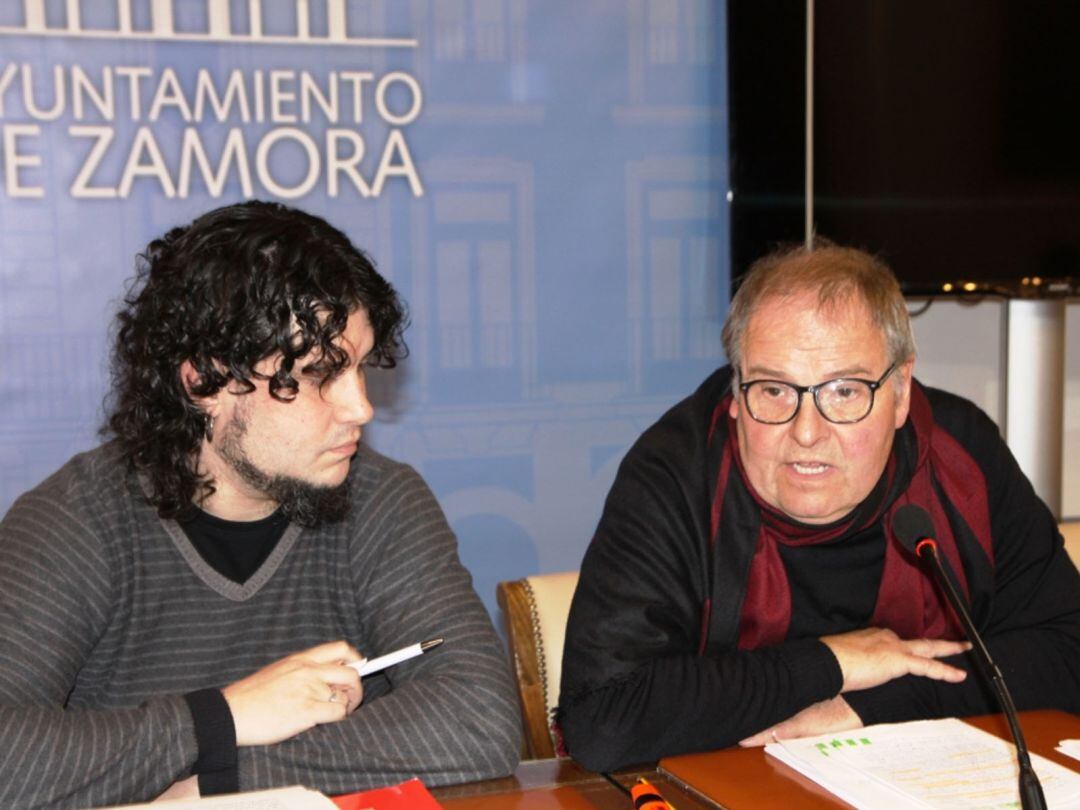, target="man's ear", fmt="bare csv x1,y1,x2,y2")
893,358,915,429
179,360,221,417
728,370,741,419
